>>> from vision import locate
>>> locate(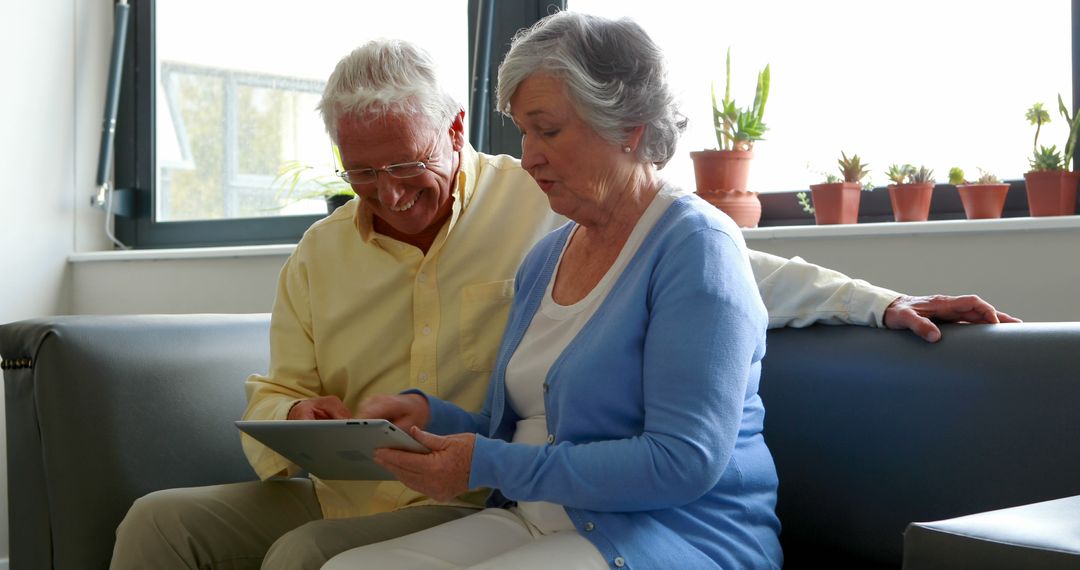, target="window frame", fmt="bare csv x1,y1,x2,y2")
112,1,1078,247
113,0,564,249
